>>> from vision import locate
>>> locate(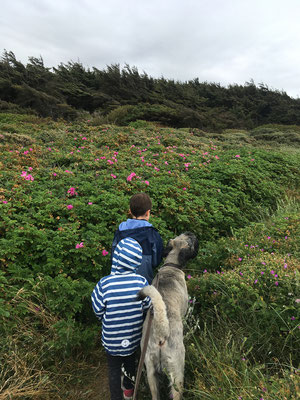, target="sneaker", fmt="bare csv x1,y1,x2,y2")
123,388,134,399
